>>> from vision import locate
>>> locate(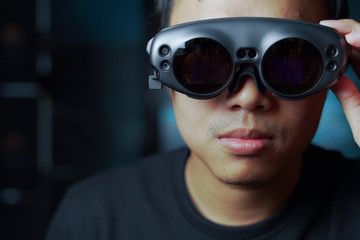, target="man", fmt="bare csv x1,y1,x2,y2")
46,0,360,239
